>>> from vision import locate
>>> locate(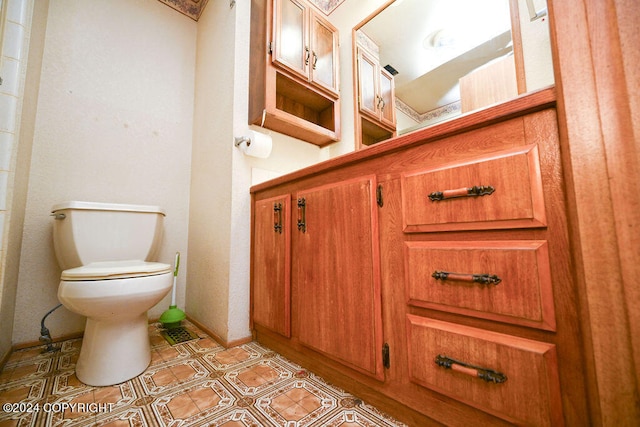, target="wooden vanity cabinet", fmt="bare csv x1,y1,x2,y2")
249,0,340,146
250,89,589,426
251,176,384,380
